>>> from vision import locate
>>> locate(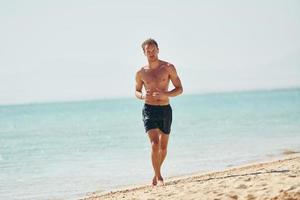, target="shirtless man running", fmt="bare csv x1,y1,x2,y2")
135,38,183,186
